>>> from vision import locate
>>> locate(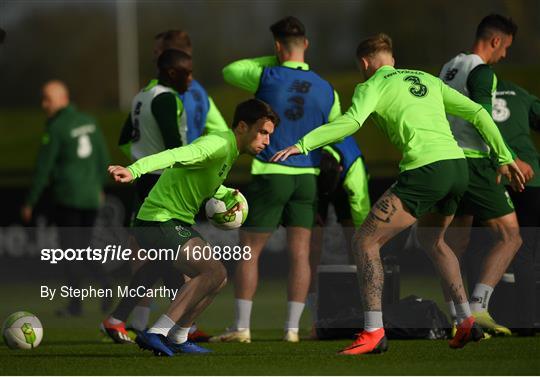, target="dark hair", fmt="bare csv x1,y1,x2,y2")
318,150,341,195
356,33,393,59
155,30,192,54
0,27,5,44
157,49,192,73
232,99,280,129
270,16,306,47
476,14,517,40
